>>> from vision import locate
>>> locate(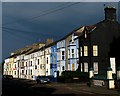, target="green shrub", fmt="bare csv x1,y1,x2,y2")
61,71,89,79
